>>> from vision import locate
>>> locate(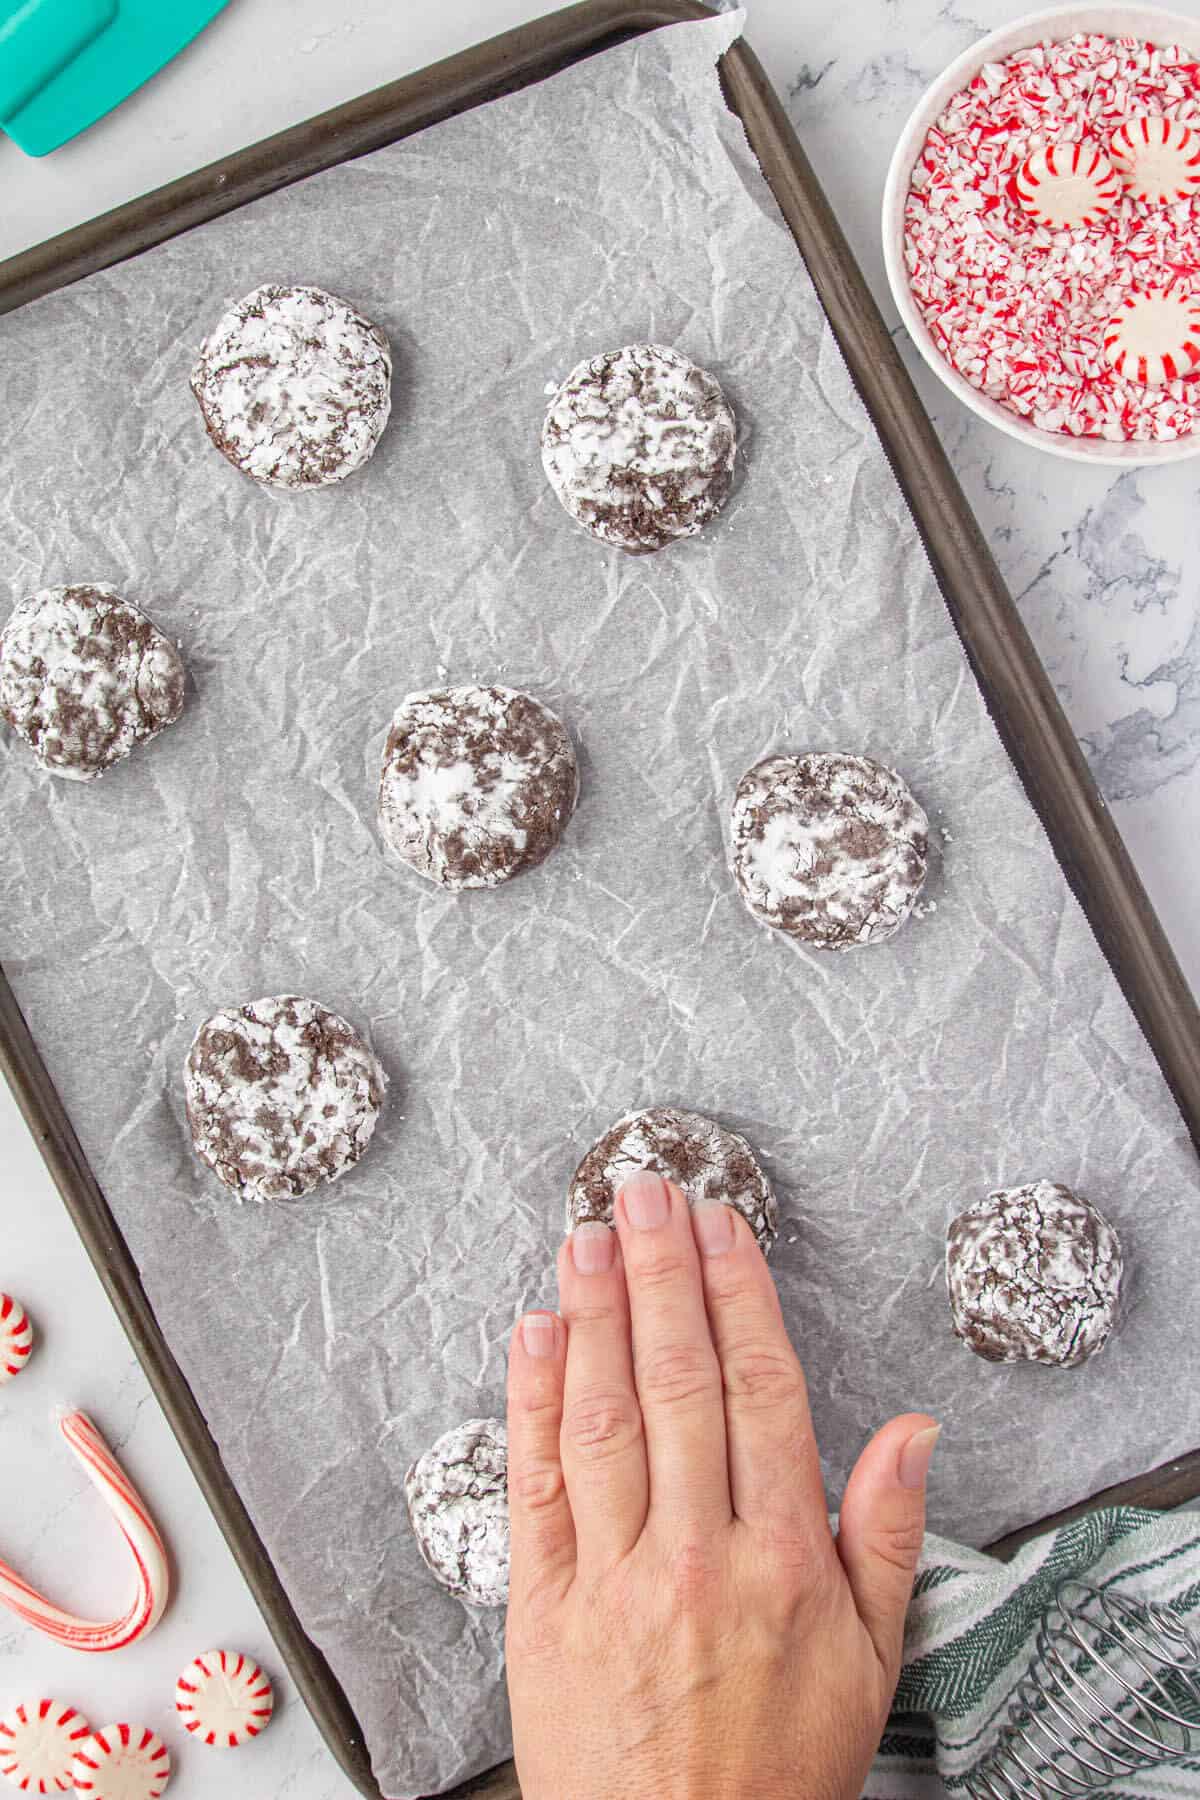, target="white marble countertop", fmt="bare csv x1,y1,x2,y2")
2,2,1198,1796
